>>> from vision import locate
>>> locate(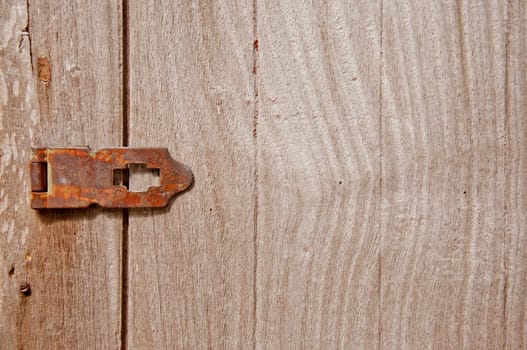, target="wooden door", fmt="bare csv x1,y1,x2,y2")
1,0,525,349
